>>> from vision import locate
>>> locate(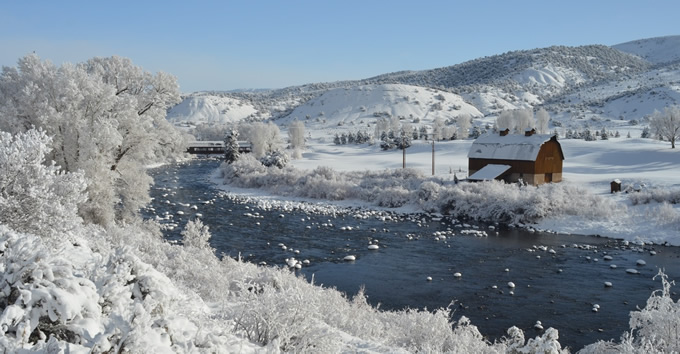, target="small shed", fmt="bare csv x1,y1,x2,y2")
611,179,622,193
467,129,564,185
